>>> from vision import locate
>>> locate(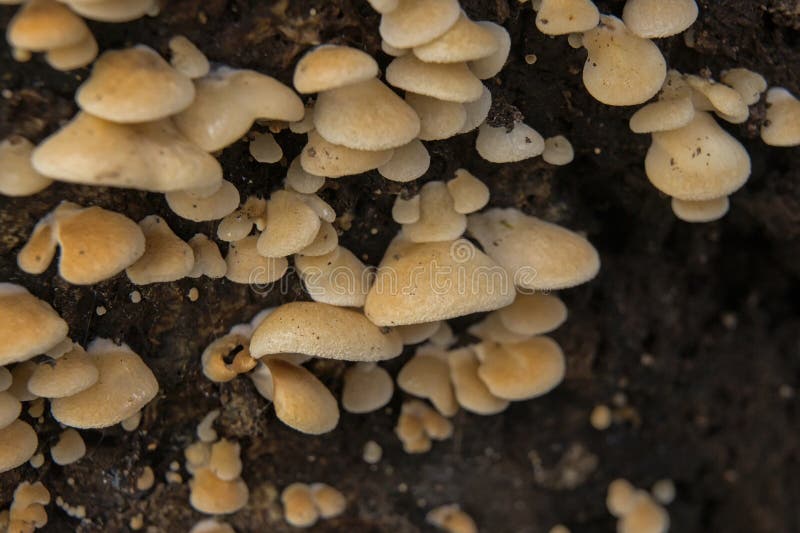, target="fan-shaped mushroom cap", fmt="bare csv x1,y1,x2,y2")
413,12,499,63
762,88,800,147
0,420,38,472
32,112,222,193
685,75,749,124
50,338,159,428
406,93,466,140
190,468,249,515
645,112,751,200
0,391,21,429
475,337,565,400
294,45,379,94
281,483,319,527
542,135,575,166
174,67,304,152
310,483,347,519
447,169,489,214
0,283,68,366
7,0,89,51
387,55,484,103
468,208,600,290
27,345,99,398
298,221,339,257
392,194,421,224
313,78,420,151
126,215,194,284
380,0,460,49
295,246,373,307
65,0,155,22
671,196,729,223
622,0,698,39
166,180,240,222
535,0,600,35
498,292,568,335
629,96,695,133
45,32,98,71
257,190,321,257
378,139,430,182
224,236,289,285
398,349,458,416
582,16,666,106
76,45,194,123
0,136,52,196
396,321,441,345
468,22,510,80
720,68,767,106
476,122,545,163
342,362,394,413
403,181,467,242
301,130,394,178
187,234,227,279
263,358,339,434
50,428,85,465
168,35,209,79
251,302,403,361
364,236,514,326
